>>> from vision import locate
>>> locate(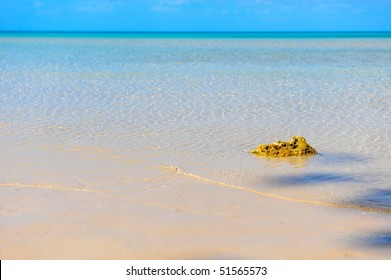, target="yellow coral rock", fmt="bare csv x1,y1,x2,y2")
251,136,317,157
